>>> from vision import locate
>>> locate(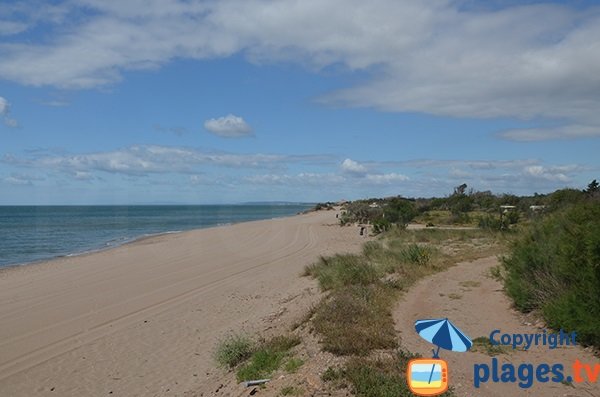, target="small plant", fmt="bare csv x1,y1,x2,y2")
214,334,254,369
280,386,303,395
489,265,503,281
459,280,481,289
322,366,345,382
284,357,304,373
236,335,301,381
470,336,510,356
